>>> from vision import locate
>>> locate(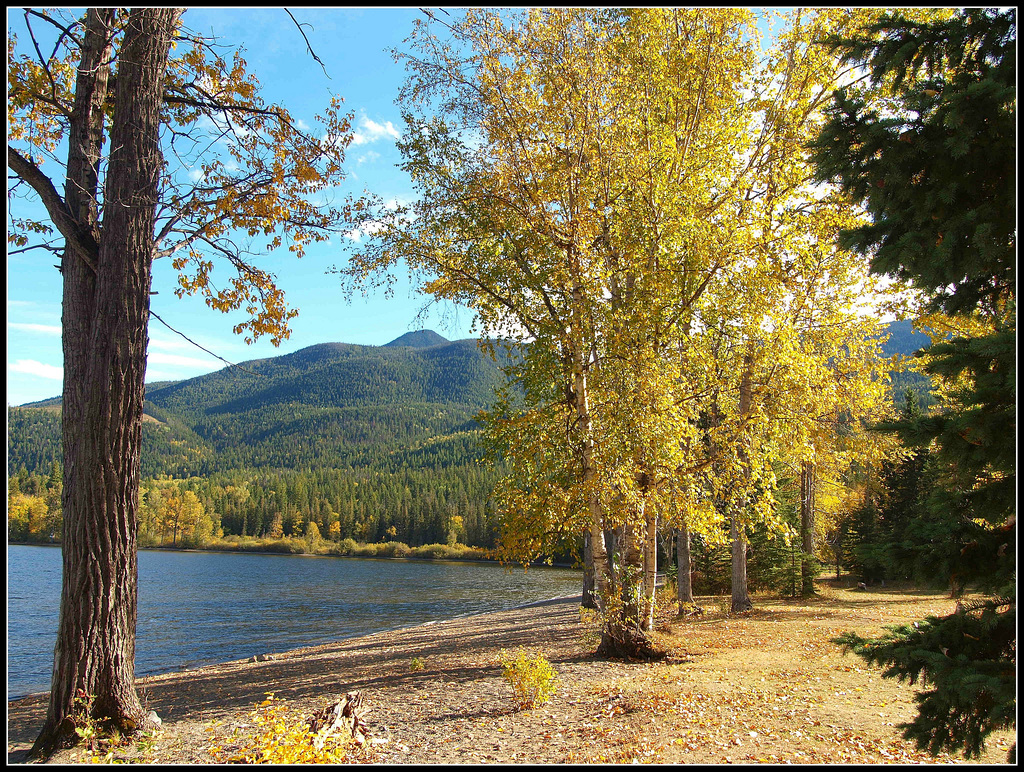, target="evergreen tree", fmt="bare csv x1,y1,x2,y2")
810,8,1016,761
810,9,1015,317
